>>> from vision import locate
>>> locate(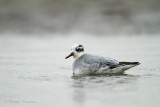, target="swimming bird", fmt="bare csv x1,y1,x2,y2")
65,44,140,75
